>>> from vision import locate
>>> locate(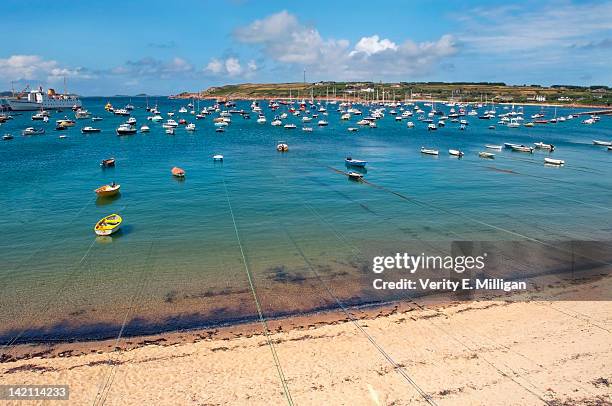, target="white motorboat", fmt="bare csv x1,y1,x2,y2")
116,124,136,135
22,127,45,136
420,147,439,156
544,157,565,165
162,119,178,128
449,149,464,157
140,125,150,133
284,124,297,129
186,123,196,131
81,126,101,134
485,145,502,151
479,152,495,159
593,140,612,146
346,171,363,181
510,145,534,153
534,142,554,150
213,154,224,161
345,157,367,167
